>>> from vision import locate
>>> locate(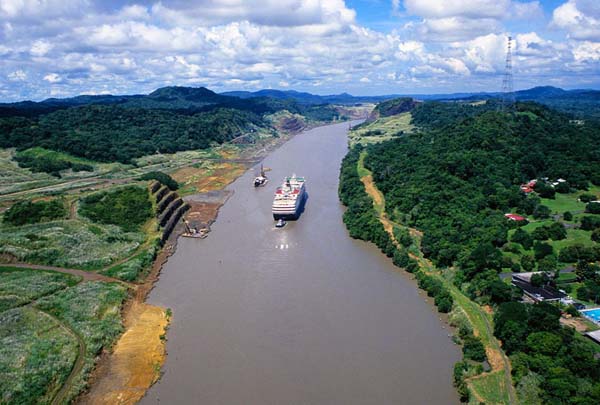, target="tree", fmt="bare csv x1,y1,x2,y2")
526,332,562,355
592,228,600,243
580,193,597,203
512,228,533,249
563,211,573,221
537,255,557,274
586,202,600,214
533,204,551,219
555,181,570,194
521,254,536,272
534,241,554,260
140,171,179,190
534,182,555,199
